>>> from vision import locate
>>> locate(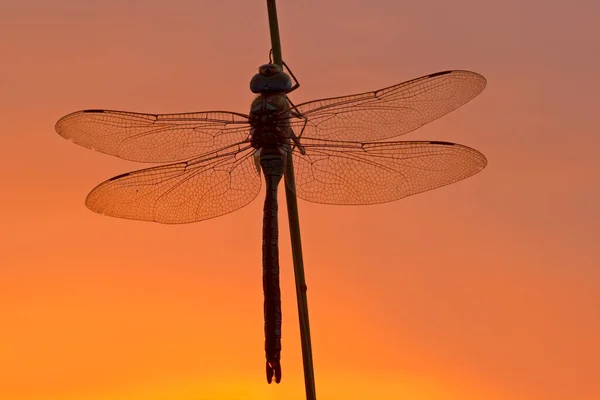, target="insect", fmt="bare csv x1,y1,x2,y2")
55,59,487,384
